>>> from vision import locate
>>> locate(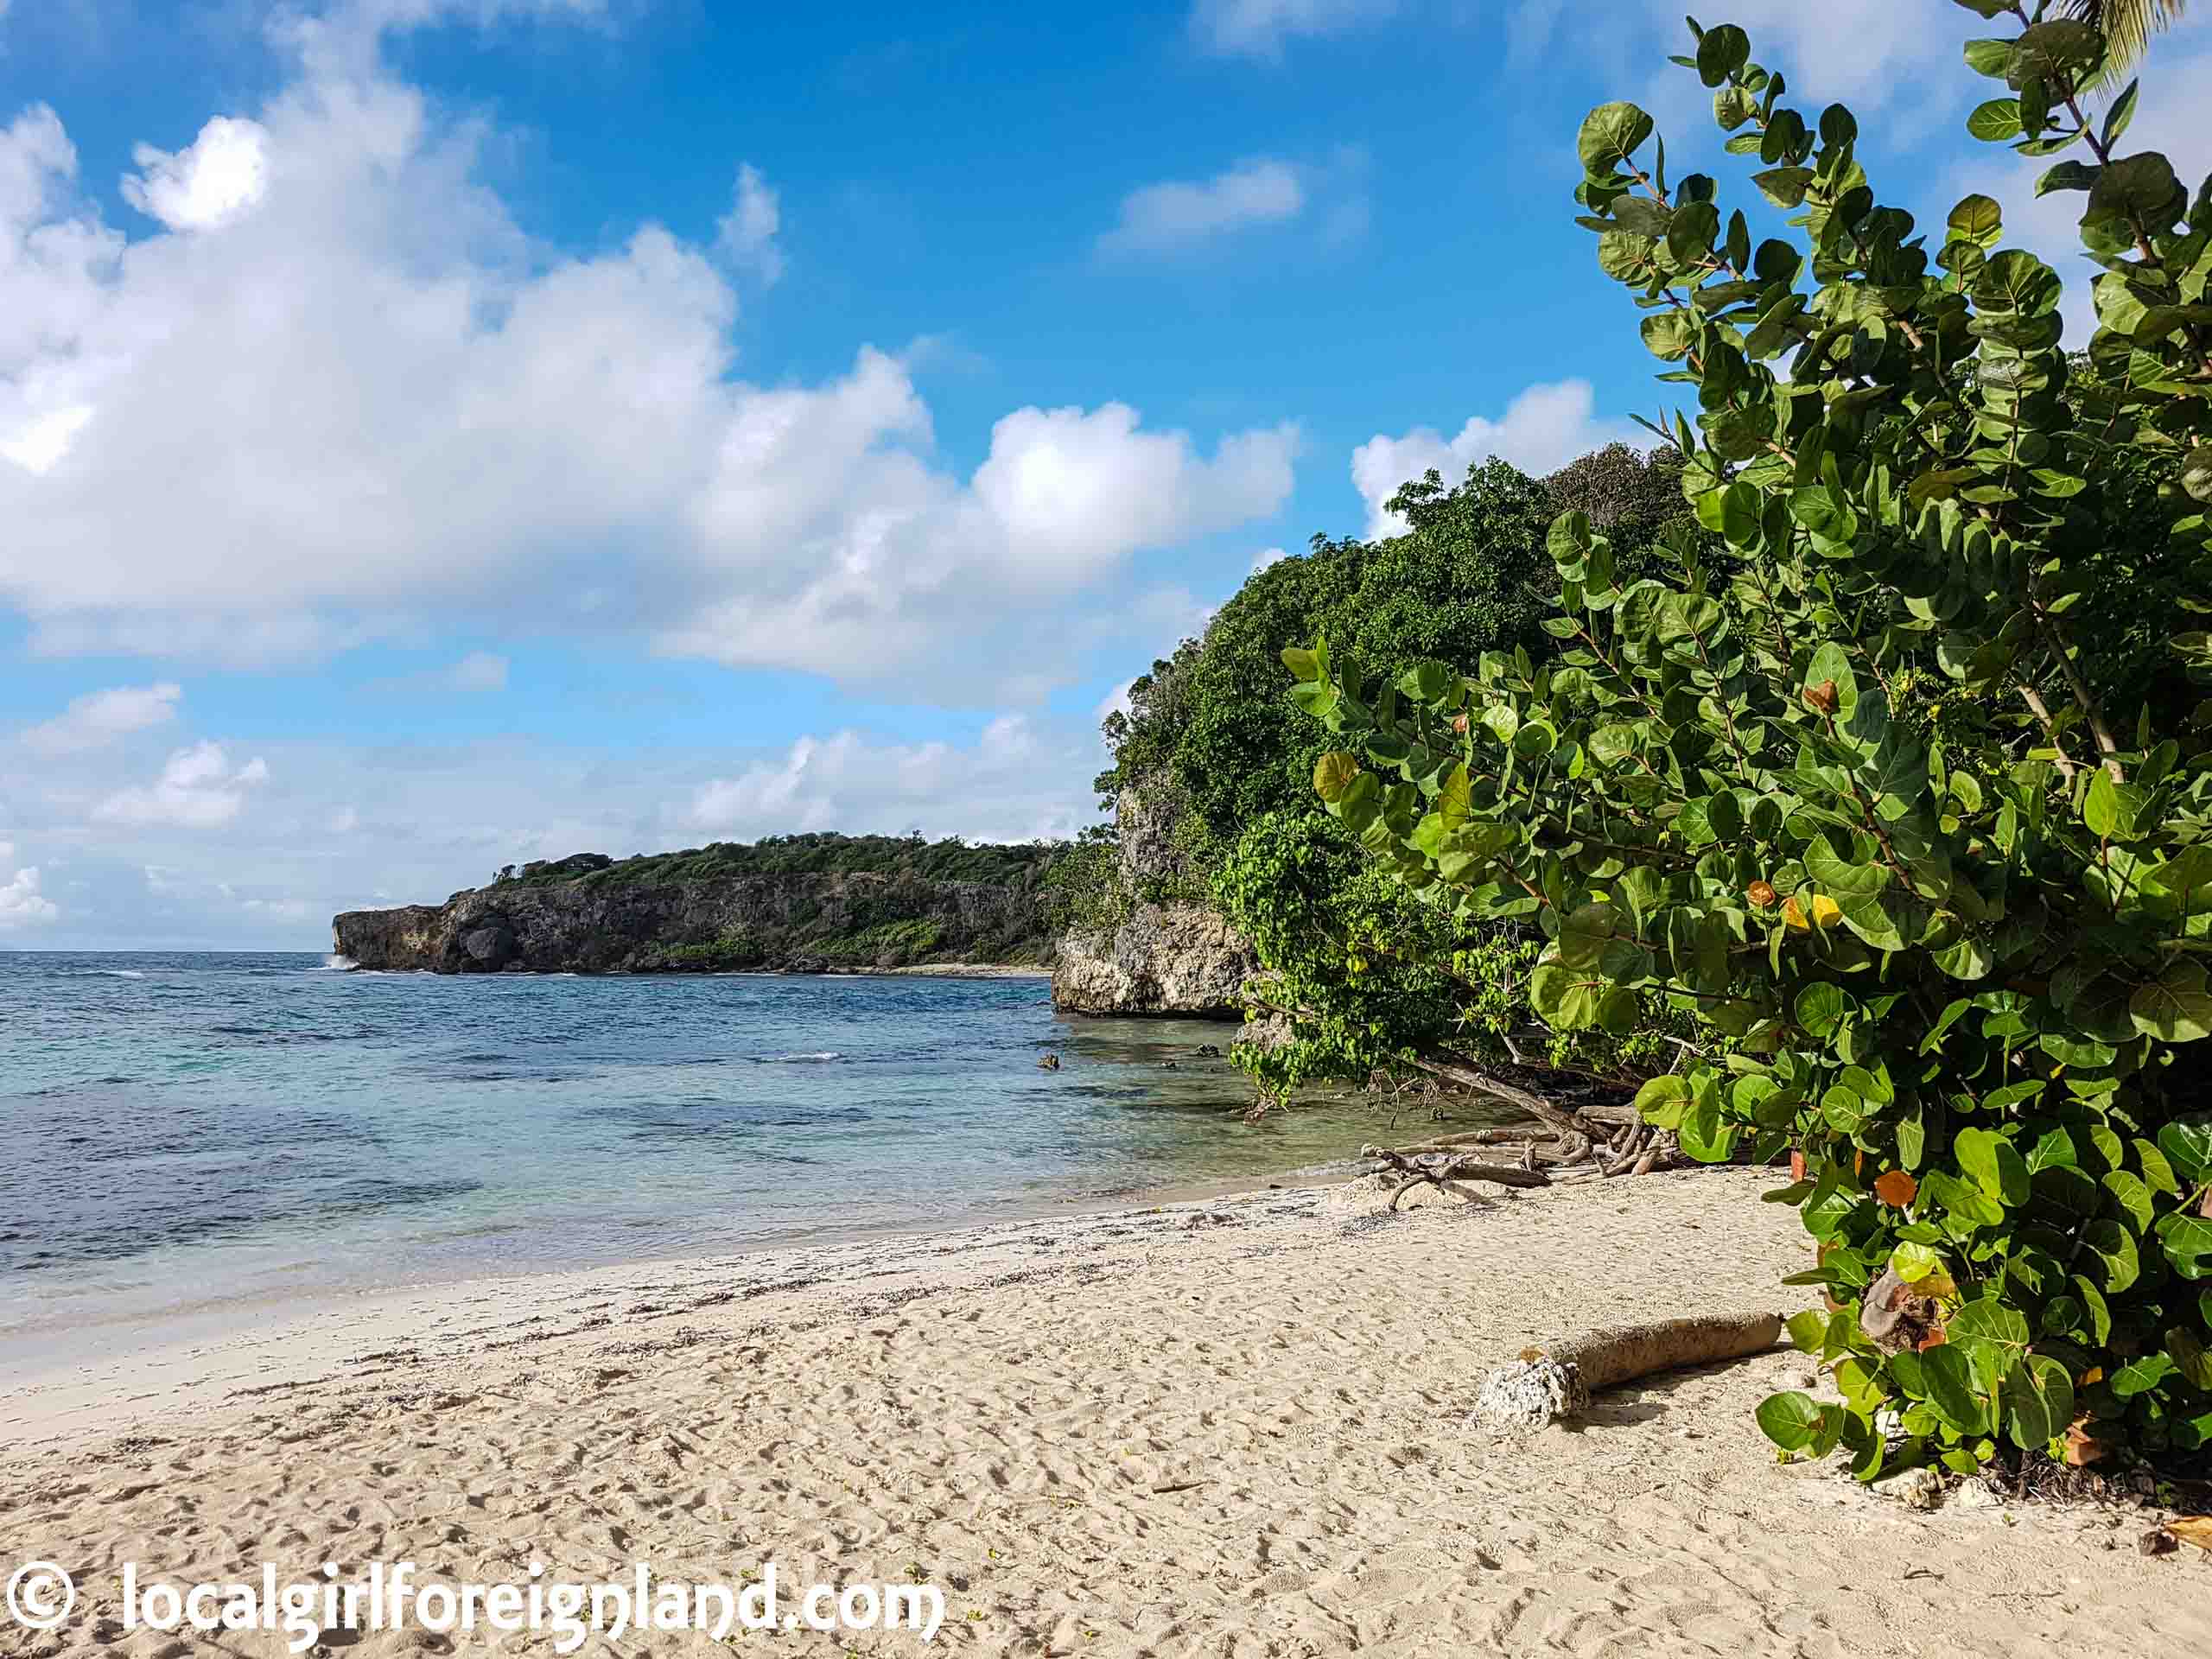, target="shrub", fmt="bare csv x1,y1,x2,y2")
1041,826,1129,936
1290,8,2212,1473
1214,809,1691,1108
